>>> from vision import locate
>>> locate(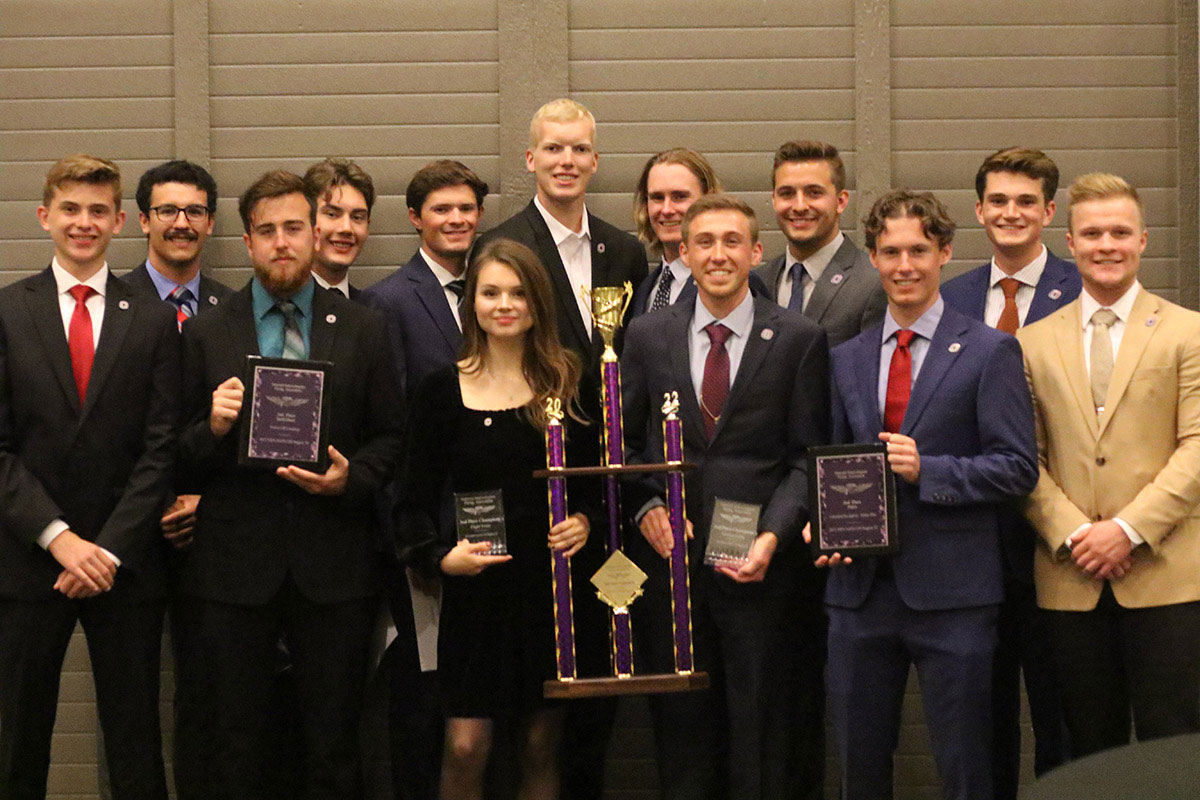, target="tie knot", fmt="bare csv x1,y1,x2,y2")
169,285,194,305
705,322,733,347
894,329,916,348
1091,308,1118,328
275,299,300,320
446,279,465,300
999,277,1020,300
69,284,95,304
791,262,808,282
